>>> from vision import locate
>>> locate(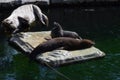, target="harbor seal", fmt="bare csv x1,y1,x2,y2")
30,37,95,59
2,4,48,34
51,22,82,39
